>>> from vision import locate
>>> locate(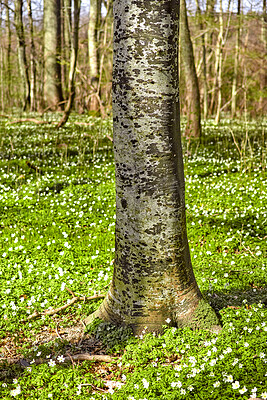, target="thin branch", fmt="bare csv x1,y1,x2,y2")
0,353,113,366
24,293,105,321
